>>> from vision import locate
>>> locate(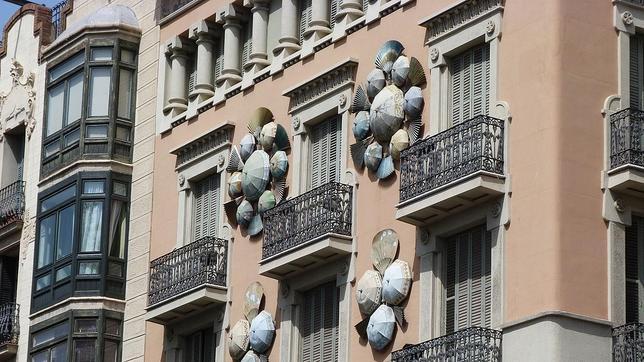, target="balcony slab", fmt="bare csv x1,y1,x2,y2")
607,165,644,197
259,234,353,280
146,285,226,325
396,172,505,226
0,343,17,361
